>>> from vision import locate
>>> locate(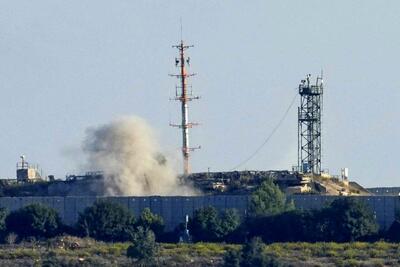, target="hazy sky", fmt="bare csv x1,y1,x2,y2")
0,1,398,187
